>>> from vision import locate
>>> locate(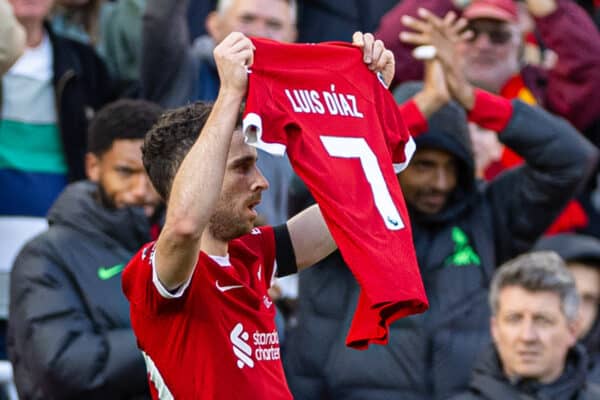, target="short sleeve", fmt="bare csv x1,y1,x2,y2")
122,242,189,315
